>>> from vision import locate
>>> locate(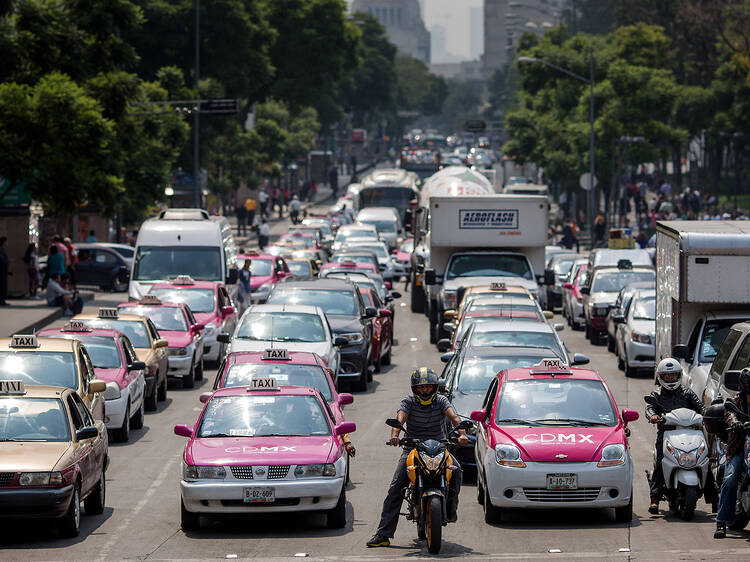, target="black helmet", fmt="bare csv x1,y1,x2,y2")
740,368,750,395
410,367,439,406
